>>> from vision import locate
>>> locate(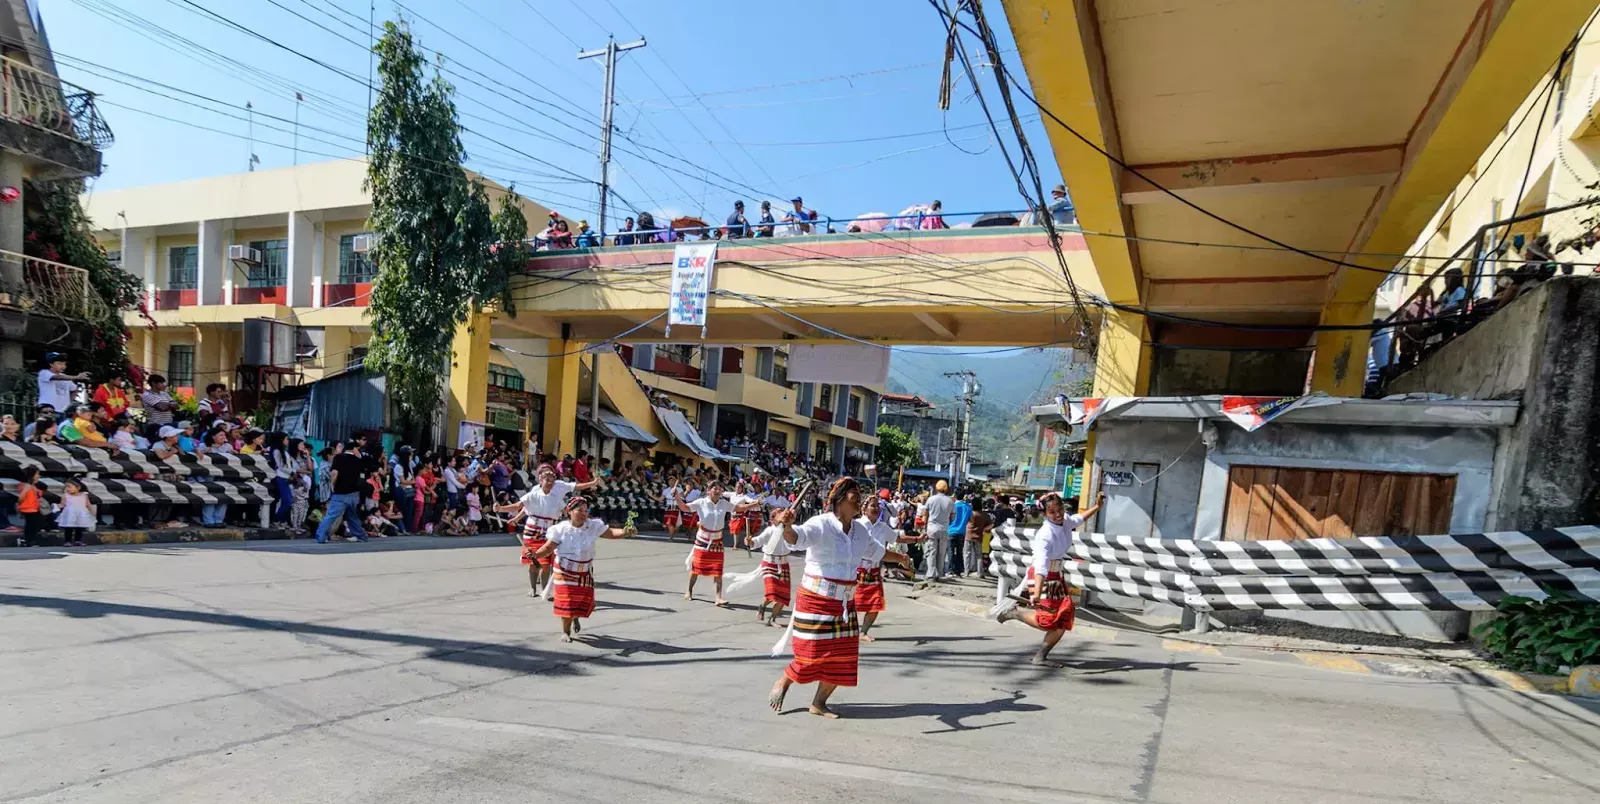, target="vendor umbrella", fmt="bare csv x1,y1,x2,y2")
670,216,709,235
849,212,891,233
